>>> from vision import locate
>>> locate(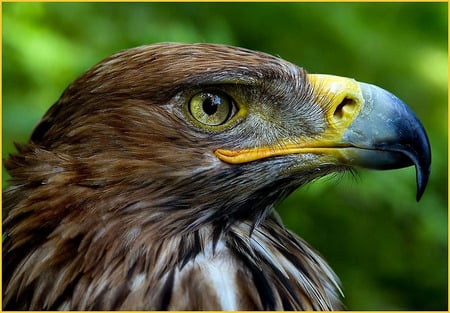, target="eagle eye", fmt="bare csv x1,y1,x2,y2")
188,91,234,126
